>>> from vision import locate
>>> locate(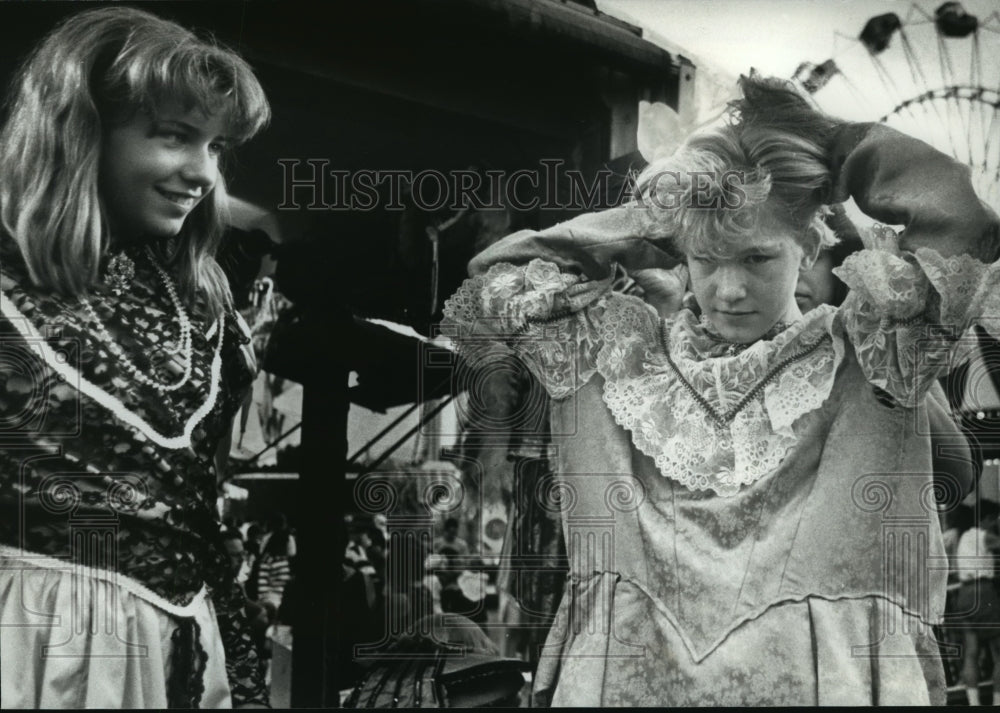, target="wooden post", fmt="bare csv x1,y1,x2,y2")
291,309,350,707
